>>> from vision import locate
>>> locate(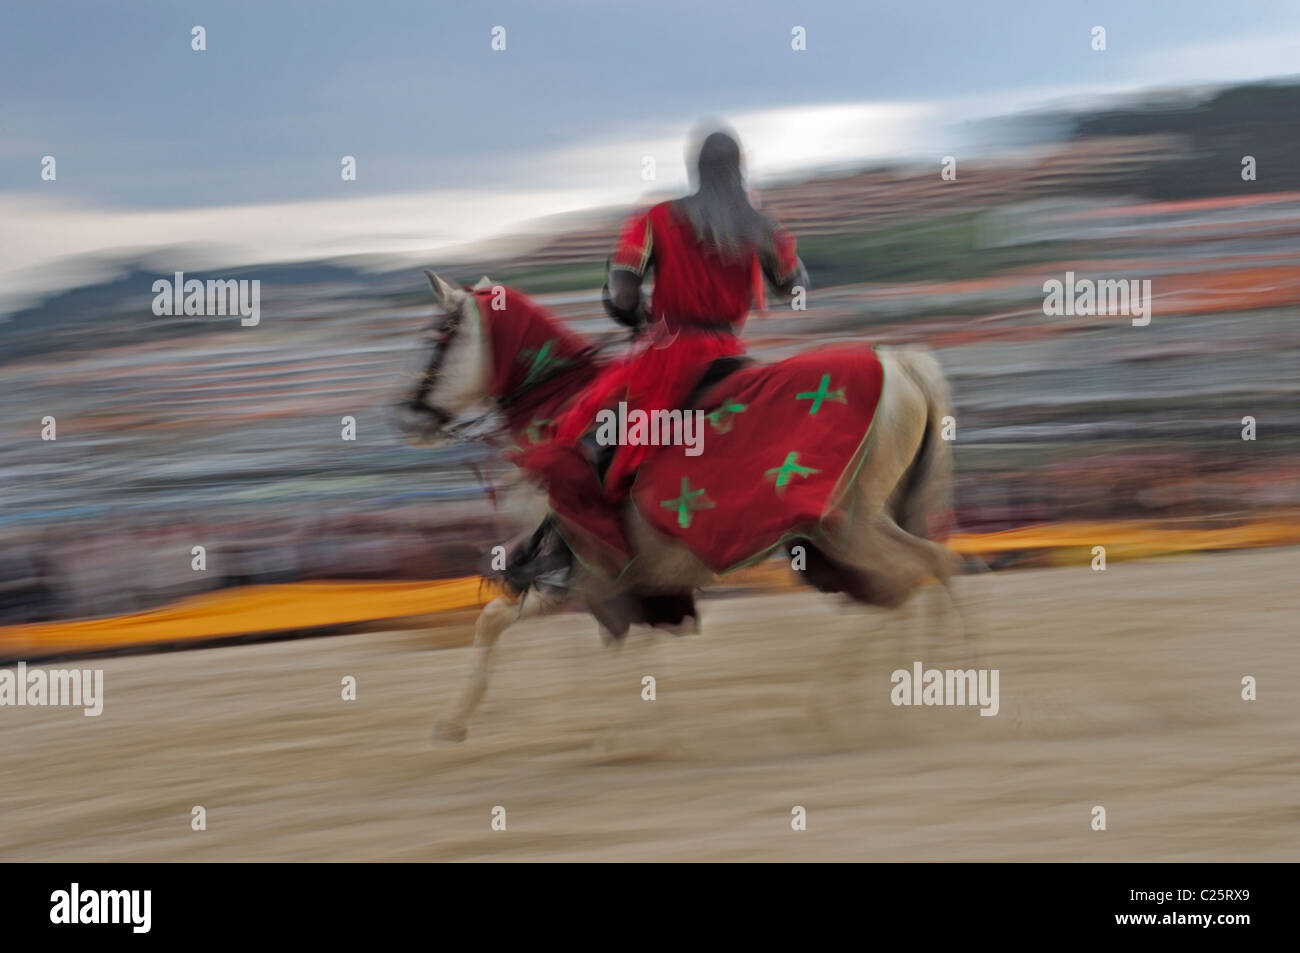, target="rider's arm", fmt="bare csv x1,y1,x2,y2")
759,223,808,300
606,268,644,323
604,209,653,328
